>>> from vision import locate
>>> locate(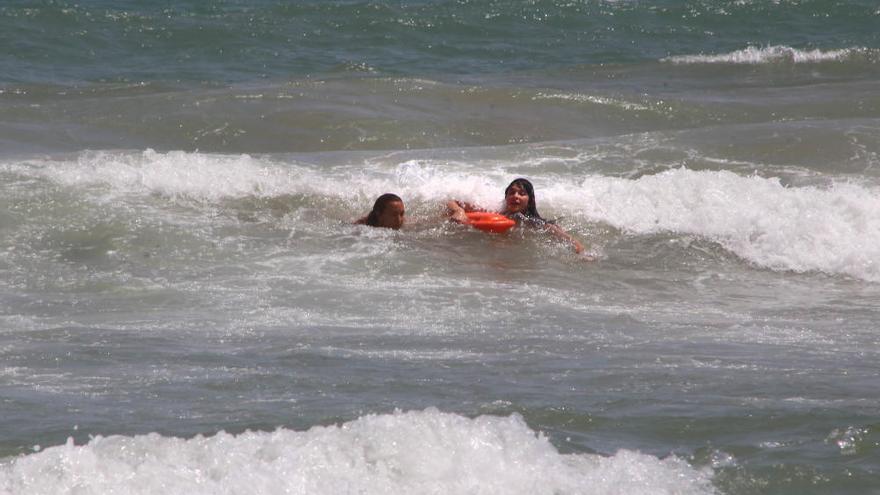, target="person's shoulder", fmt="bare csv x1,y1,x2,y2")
513,213,551,227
